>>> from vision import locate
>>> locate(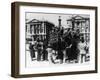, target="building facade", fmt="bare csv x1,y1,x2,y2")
67,15,90,43
26,19,55,44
